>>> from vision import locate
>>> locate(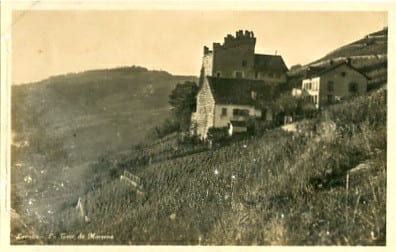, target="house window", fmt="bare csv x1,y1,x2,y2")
328,95,335,104
341,71,346,77
221,108,227,116
235,71,243,78
255,71,259,79
242,60,247,67
216,71,221,77
327,81,334,92
349,82,359,93
233,109,249,116
268,73,274,78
